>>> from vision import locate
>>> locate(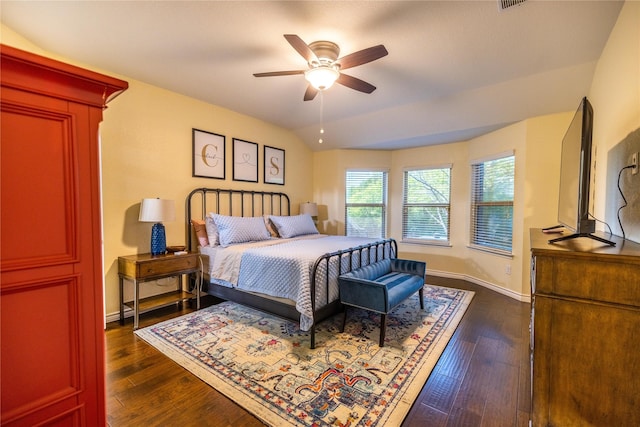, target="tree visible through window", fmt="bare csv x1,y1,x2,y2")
345,170,387,238
402,167,451,244
470,155,515,253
